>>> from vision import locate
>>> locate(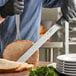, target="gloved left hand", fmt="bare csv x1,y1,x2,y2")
0,0,24,18
61,0,76,22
